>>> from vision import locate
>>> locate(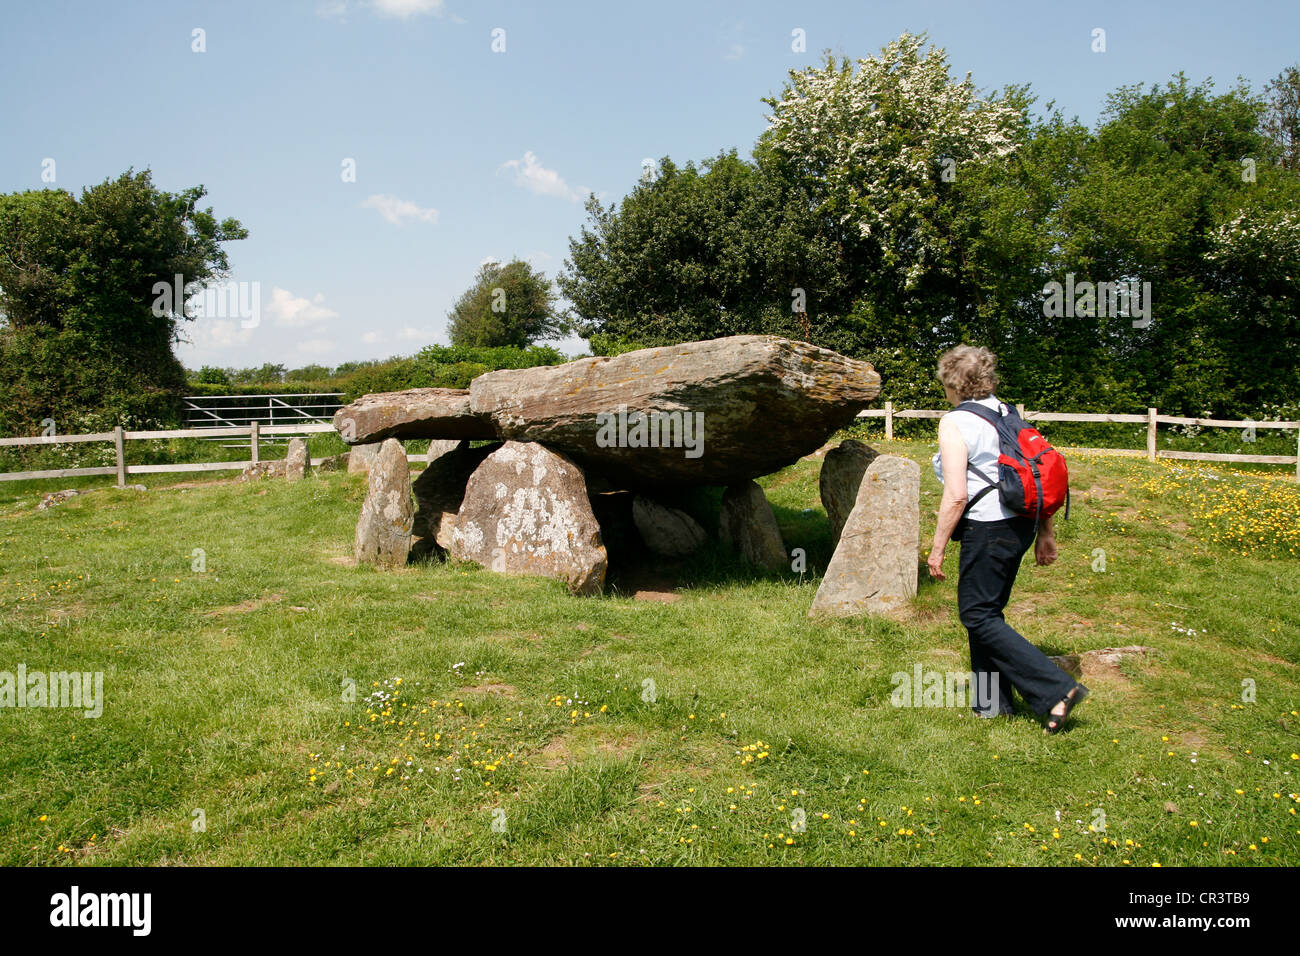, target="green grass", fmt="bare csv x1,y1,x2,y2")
1,439,1297,866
